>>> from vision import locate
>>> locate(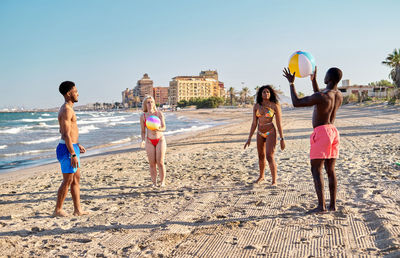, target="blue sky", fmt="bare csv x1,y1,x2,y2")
0,0,399,109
